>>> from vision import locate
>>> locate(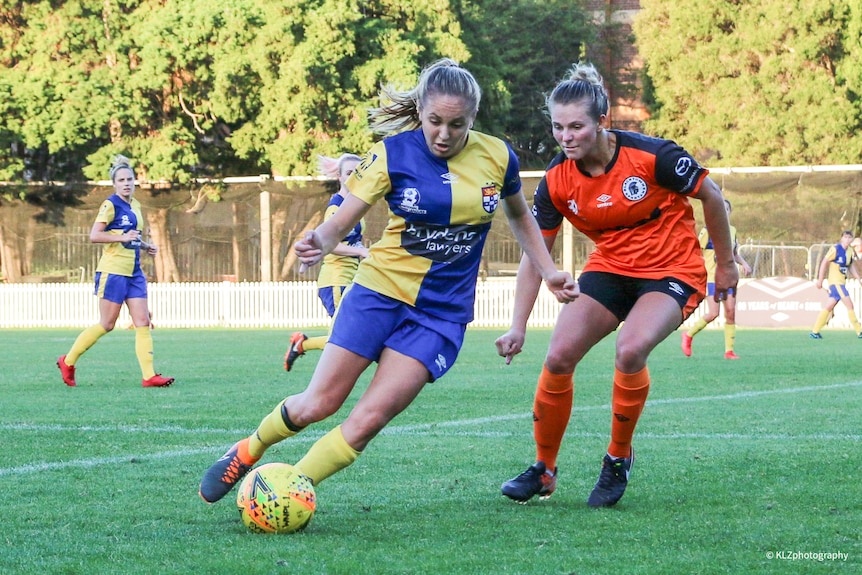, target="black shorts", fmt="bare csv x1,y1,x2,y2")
578,271,698,322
